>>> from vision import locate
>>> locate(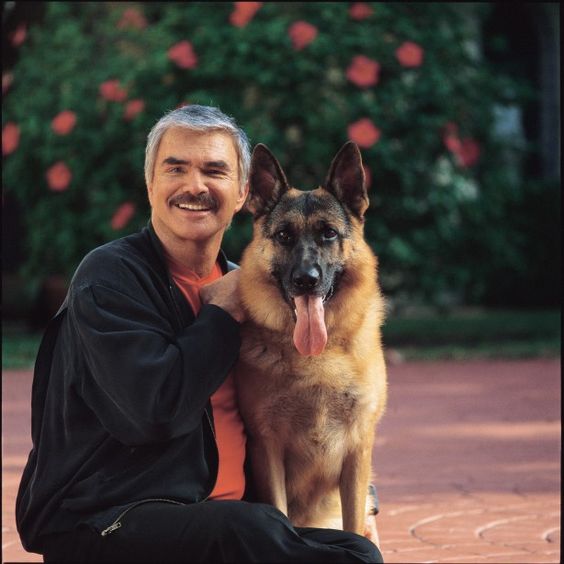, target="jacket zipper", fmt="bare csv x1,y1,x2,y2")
168,279,219,499
100,411,217,536
165,275,219,504
168,282,185,330
201,407,218,502
100,498,184,536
